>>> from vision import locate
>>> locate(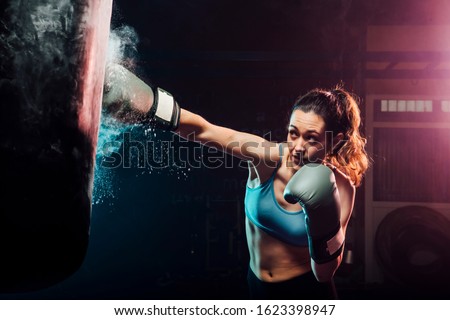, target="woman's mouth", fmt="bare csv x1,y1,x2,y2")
290,153,303,166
